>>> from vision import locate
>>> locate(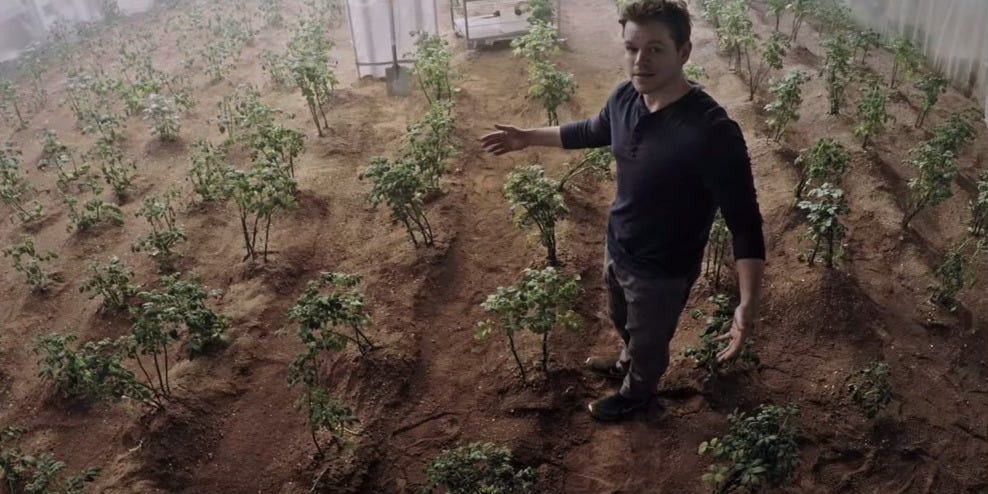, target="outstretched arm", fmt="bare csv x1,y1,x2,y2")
479,125,562,155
